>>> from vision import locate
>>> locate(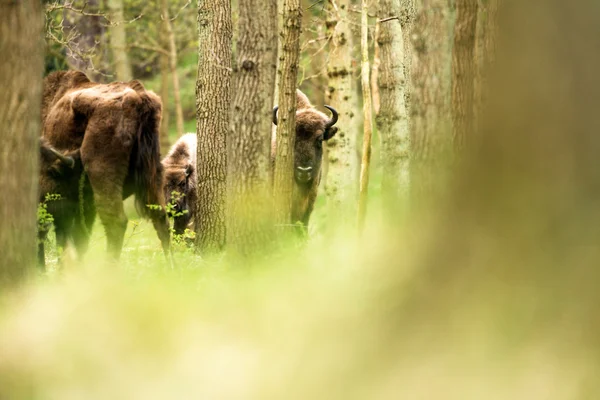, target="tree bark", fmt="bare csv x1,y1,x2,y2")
325,0,358,217
474,0,499,130
451,0,478,150
159,16,171,155
399,0,415,120
357,0,374,233
377,0,410,214
409,0,453,209
195,0,232,252
273,0,302,231
161,0,185,138
107,0,133,81
227,0,277,256
0,0,43,287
